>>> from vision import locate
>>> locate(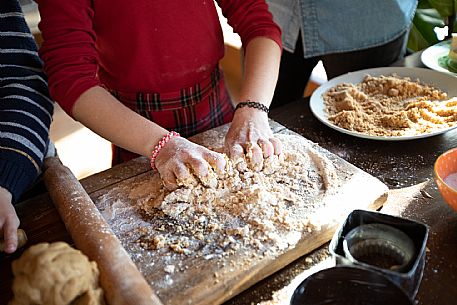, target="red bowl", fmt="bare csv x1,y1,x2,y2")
434,147,457,211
